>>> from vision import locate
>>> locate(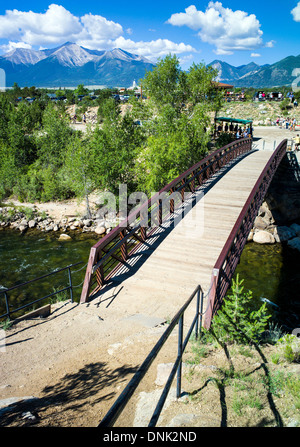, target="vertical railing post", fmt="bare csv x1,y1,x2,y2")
170,188,175,214
140,206,148,242
180,179,185,202
4,291,10,320
158,199,162,226
95,251,105,290
195,286,200,339
120,229,128,261
176,315,184,399
191,171,195,193
67,267,73,303
198,288,204,339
